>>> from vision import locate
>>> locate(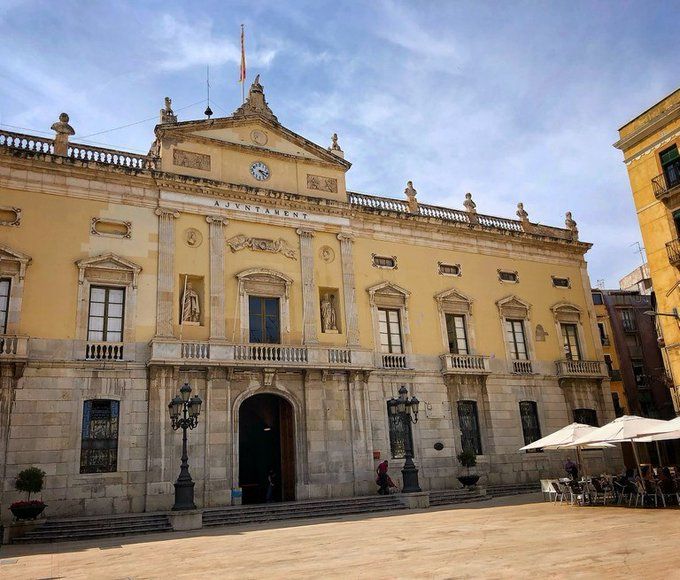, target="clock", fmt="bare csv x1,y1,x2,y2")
250,161,270,181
